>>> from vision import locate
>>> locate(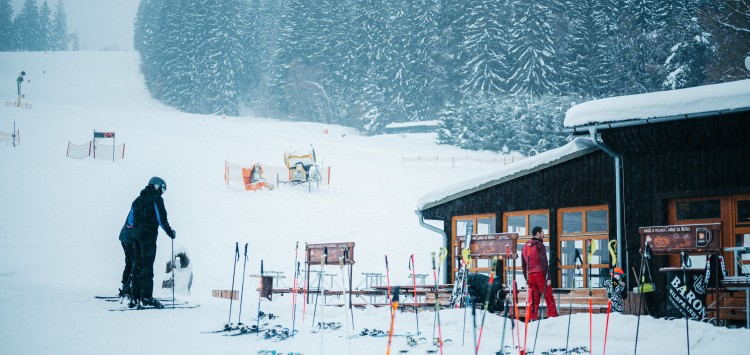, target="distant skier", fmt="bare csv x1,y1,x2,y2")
522,226,558,320
129,177,176,308
604,267,627,313
118,215,135,299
